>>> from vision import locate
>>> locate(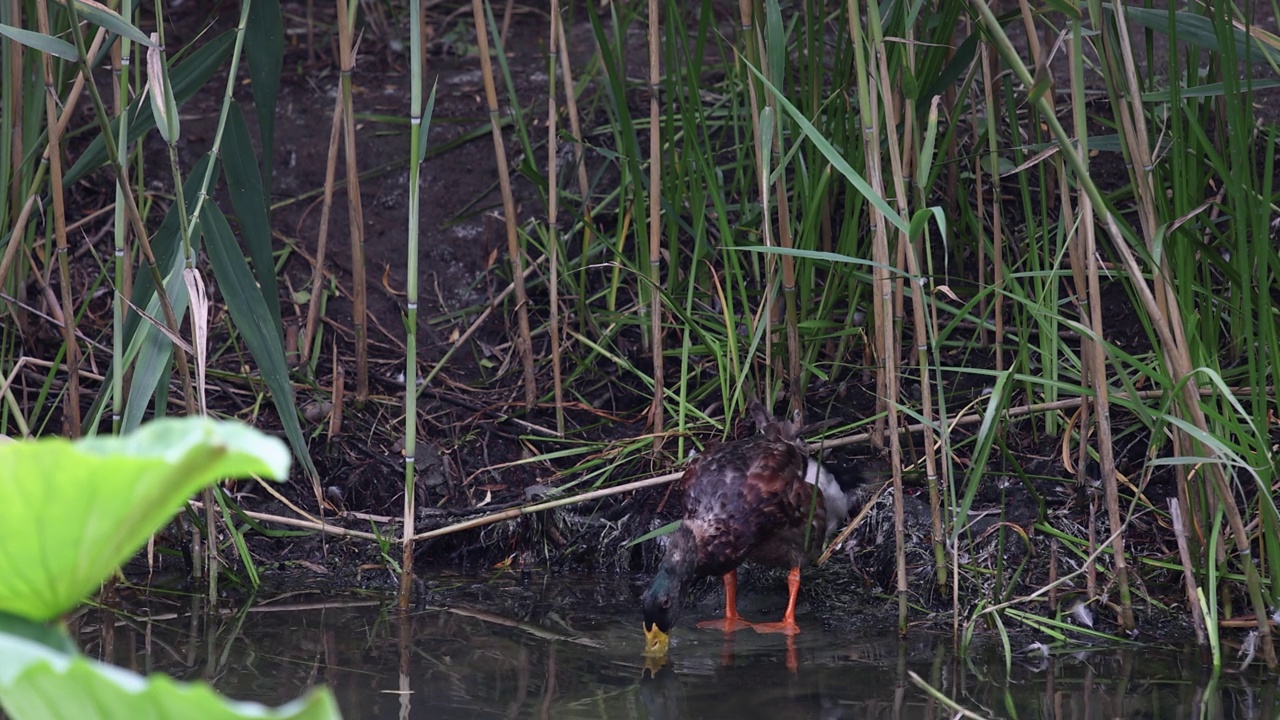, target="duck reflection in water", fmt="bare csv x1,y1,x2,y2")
638,638,848,720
